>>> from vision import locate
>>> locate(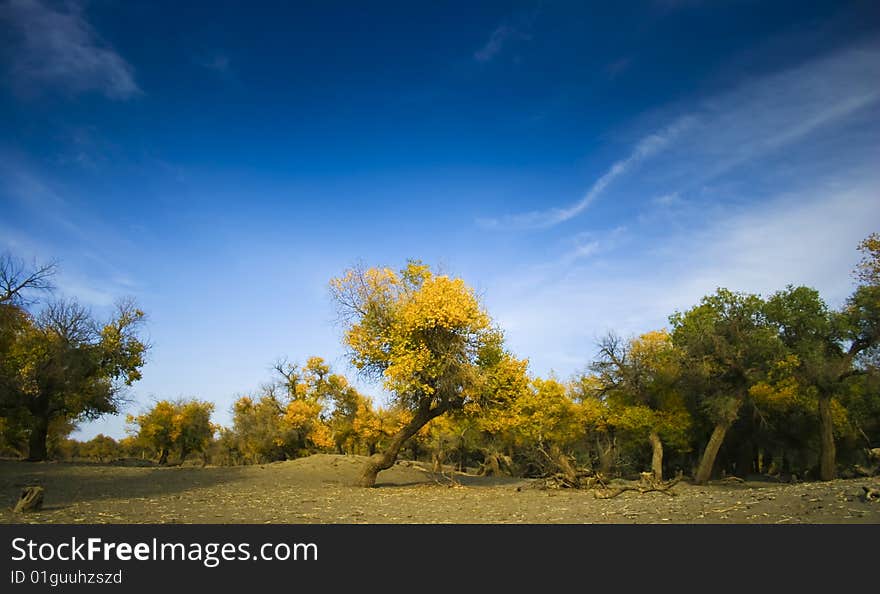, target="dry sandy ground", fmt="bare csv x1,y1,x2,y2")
1,454,878,524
